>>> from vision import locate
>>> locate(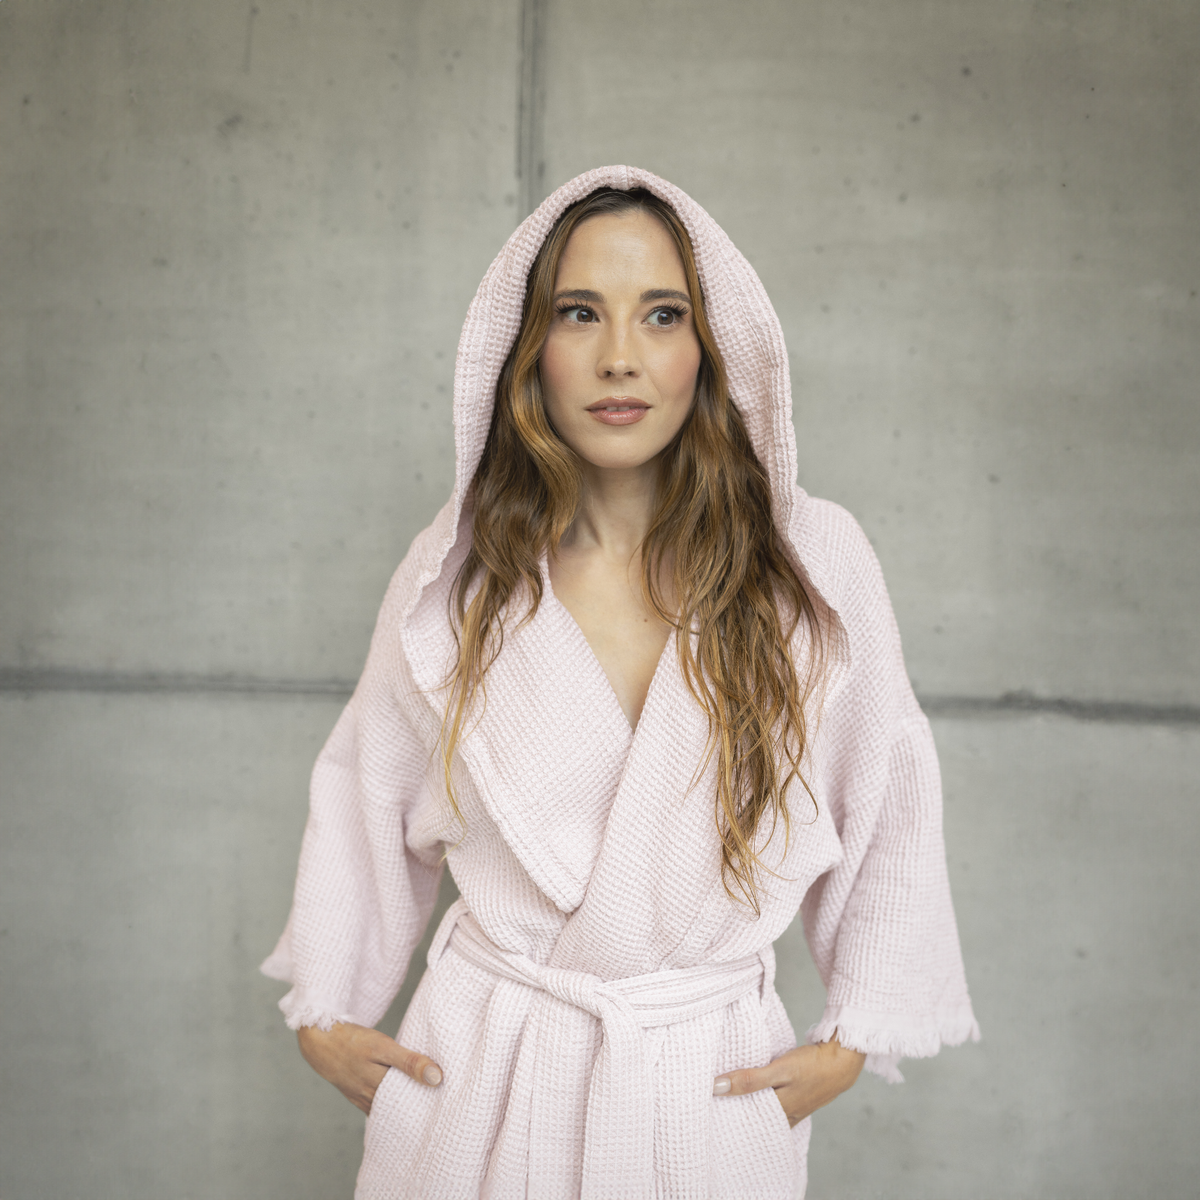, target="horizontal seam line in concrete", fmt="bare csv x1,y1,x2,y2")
0,668,1197,726
918,692,1199,726
0,668,355,699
